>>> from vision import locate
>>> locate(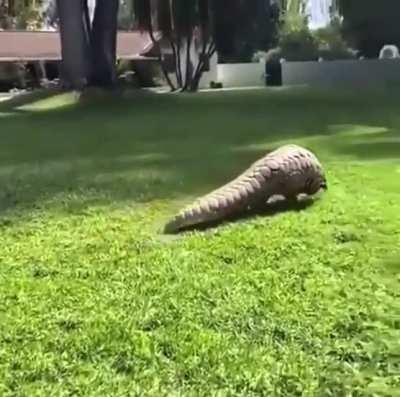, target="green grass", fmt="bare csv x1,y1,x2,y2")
0,87,399,396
